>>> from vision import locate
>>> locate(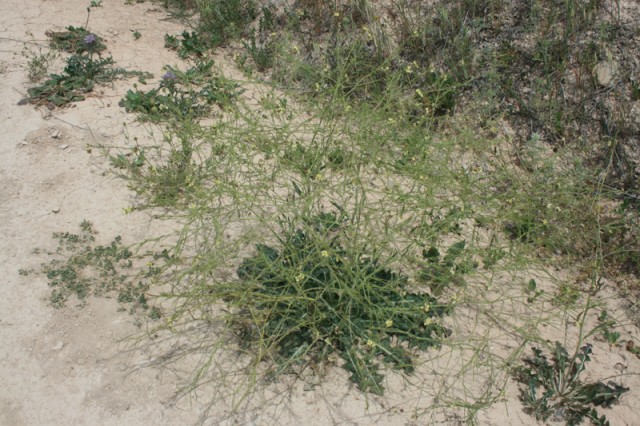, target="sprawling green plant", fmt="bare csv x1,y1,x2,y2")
514,342,629,425
164,31,209,58
119,60,242,121
38,221,156,313
27,54,112,106
46,26,107,54
233,213,452,395
28,32,150,107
